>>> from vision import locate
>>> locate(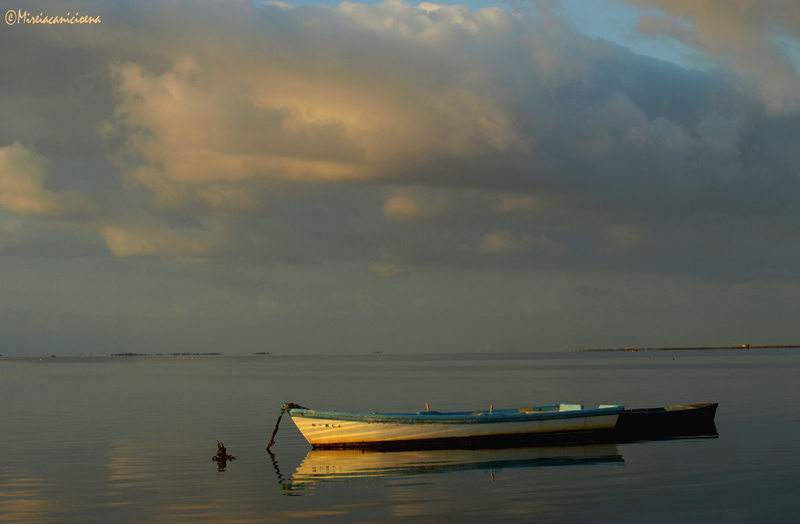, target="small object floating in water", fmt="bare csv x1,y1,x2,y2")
213,440,236,471
281,403,624,449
